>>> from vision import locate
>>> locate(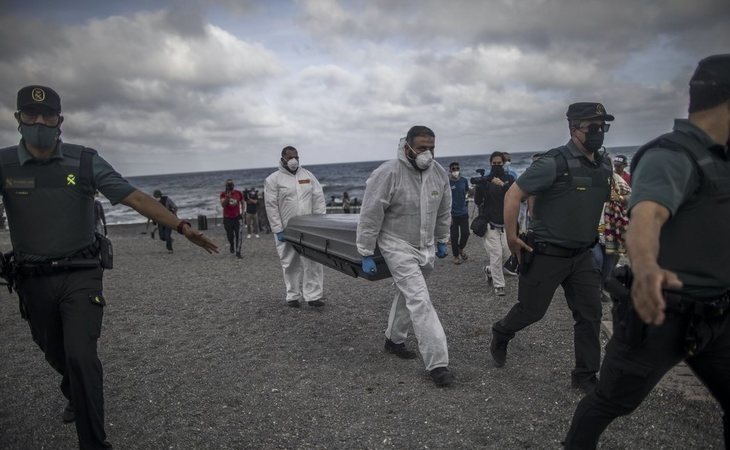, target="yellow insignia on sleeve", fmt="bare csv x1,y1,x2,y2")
66,174,76,186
